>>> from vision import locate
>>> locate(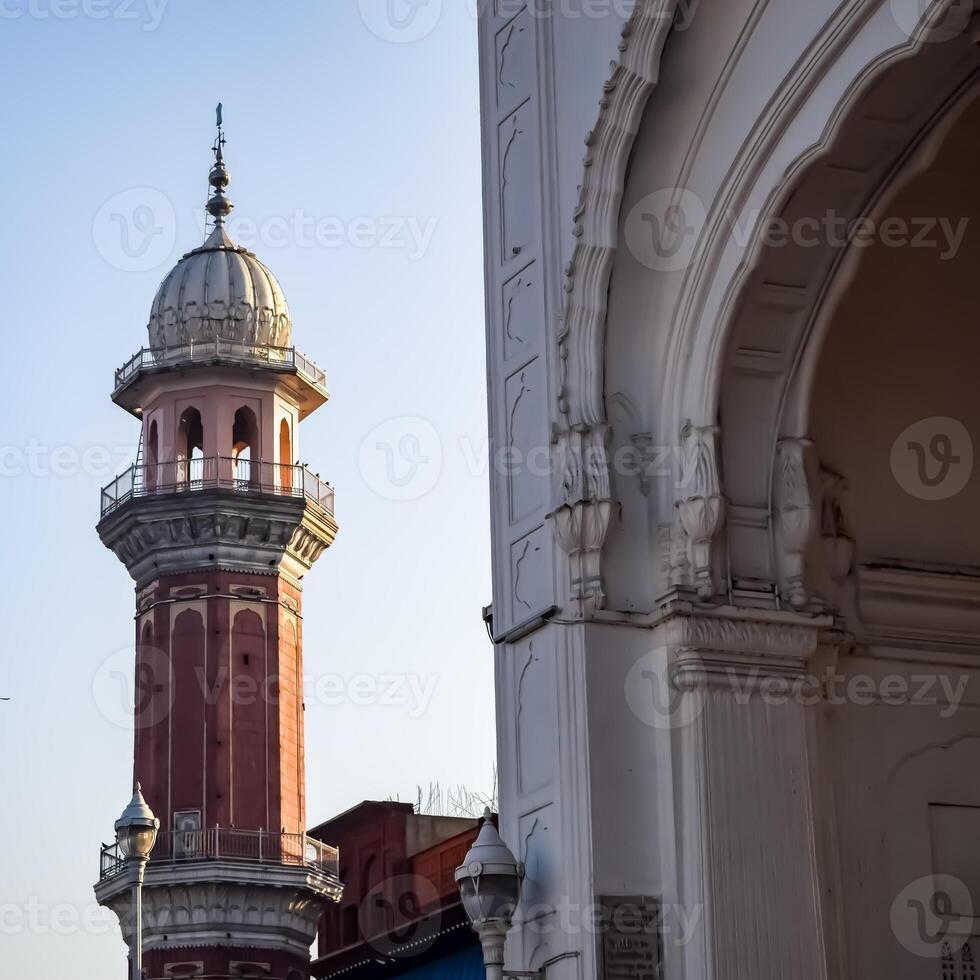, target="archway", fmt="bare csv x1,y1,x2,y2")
176,406,204,488
597,0,980,611
145,418,159,490
232,406,259,486
279,418,293,492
